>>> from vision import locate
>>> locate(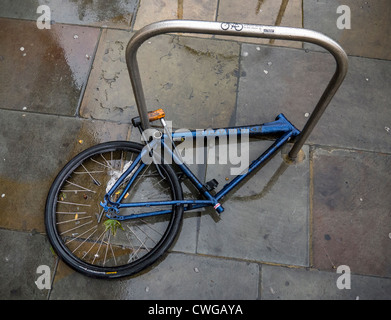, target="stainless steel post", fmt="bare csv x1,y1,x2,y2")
125,20,348,160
